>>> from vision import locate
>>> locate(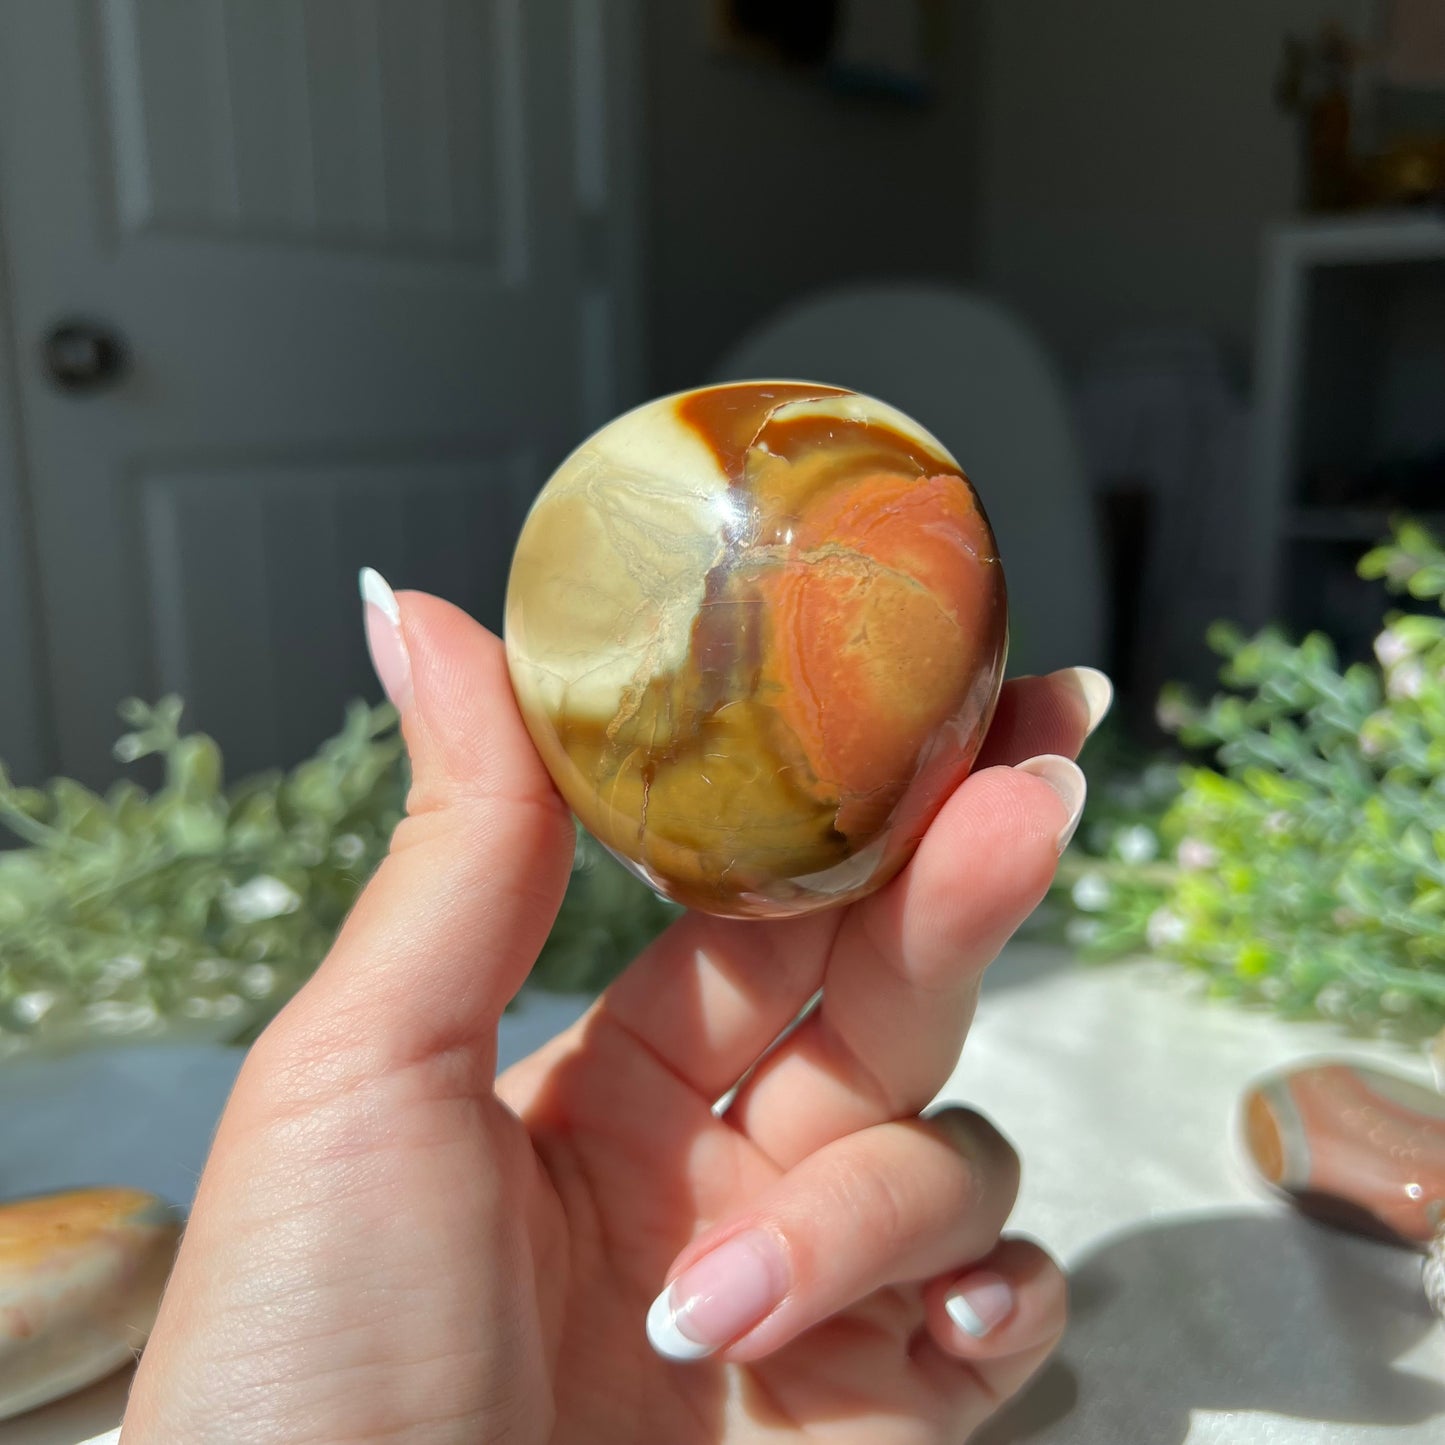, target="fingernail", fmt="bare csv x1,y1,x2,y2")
646,1230,789,1362
1014,754,1087,853
359,567,412,712
1056,665,1113,738
946,1272,1015,1337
